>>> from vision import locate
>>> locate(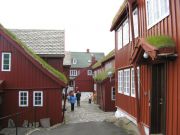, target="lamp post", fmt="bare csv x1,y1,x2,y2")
107,71,113,82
